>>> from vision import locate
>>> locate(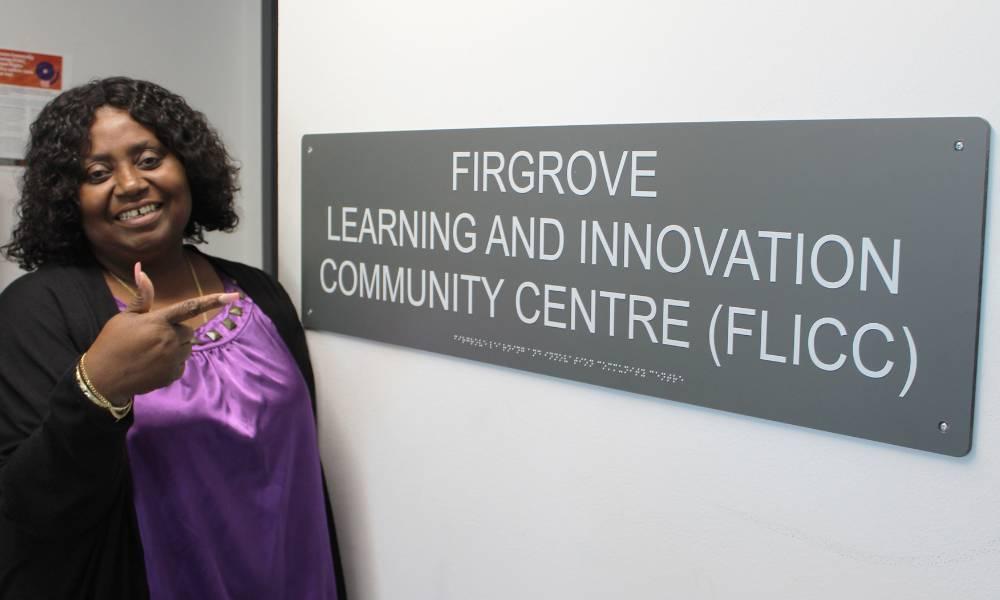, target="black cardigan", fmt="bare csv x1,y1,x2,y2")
0,254,346,599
